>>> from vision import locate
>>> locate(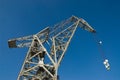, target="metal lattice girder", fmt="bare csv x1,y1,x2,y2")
8,16,95,48
8,16,96,80
8,27,49,48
